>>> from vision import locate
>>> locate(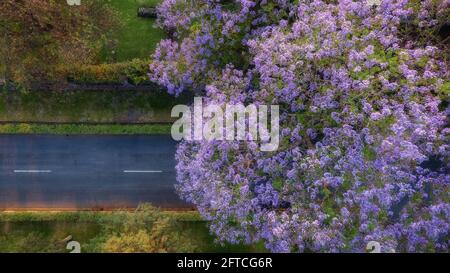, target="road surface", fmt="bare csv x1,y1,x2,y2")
0,135,191,210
